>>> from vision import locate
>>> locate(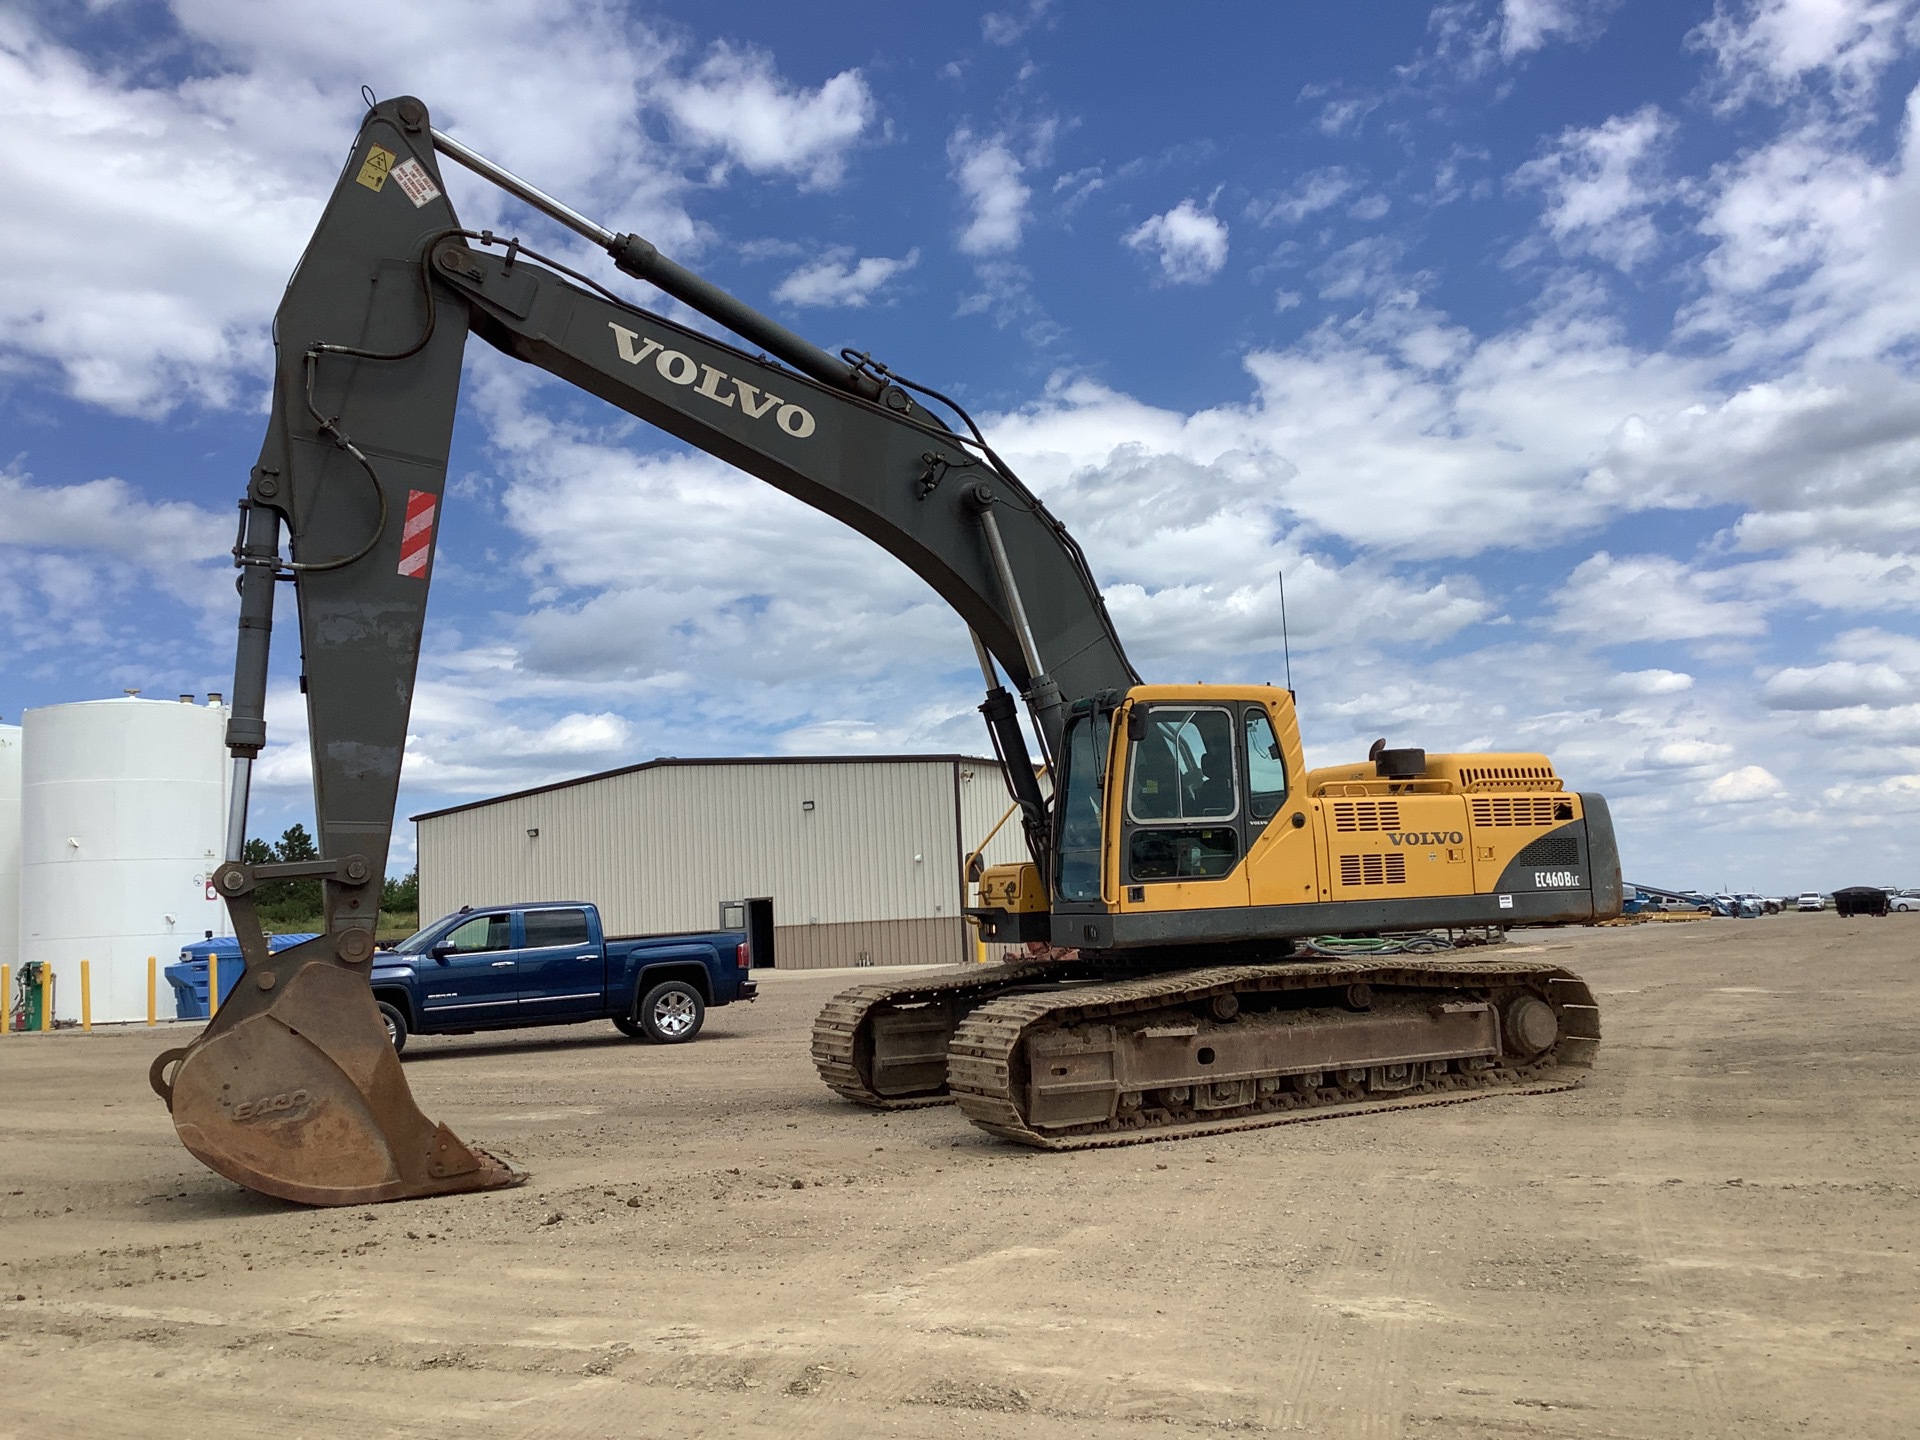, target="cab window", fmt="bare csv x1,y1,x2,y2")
443,913,510,953
1054,710,1110,903
1128,826,1239,881
1127,707,1237,823
1244,709,1287,822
